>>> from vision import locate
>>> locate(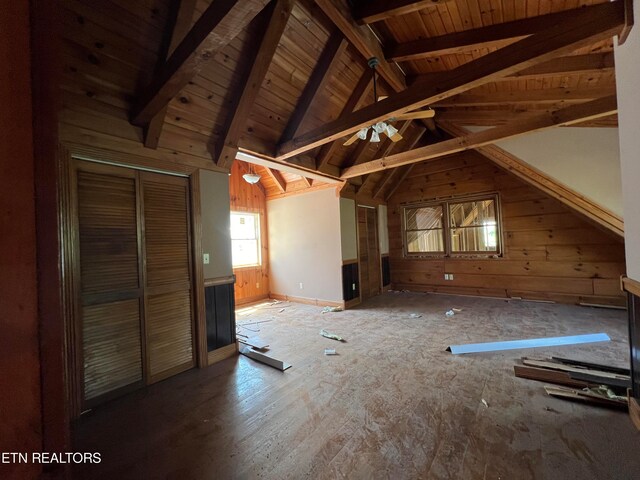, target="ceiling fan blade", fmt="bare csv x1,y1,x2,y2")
398,110,436,120
396,110,436,120
343,132,360,146
390,132,403,142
